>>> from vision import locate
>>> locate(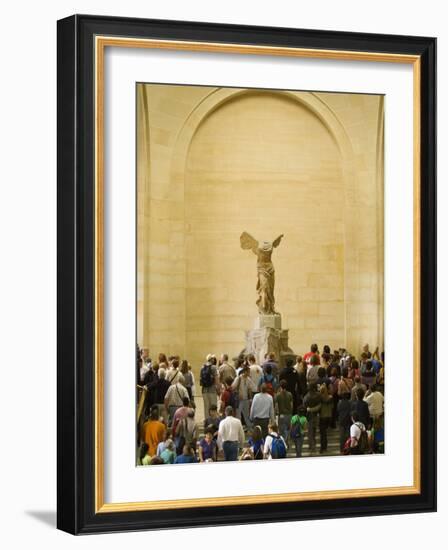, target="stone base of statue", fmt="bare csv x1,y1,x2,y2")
237,314,296,369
